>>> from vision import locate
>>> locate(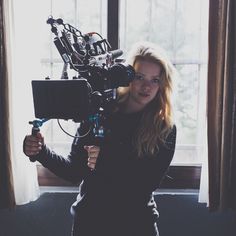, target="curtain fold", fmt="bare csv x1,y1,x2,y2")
198,98,209,205
1,0,40,206
198,0,209,205
0,0,16,209
10,0,40,205
207,0,236,211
